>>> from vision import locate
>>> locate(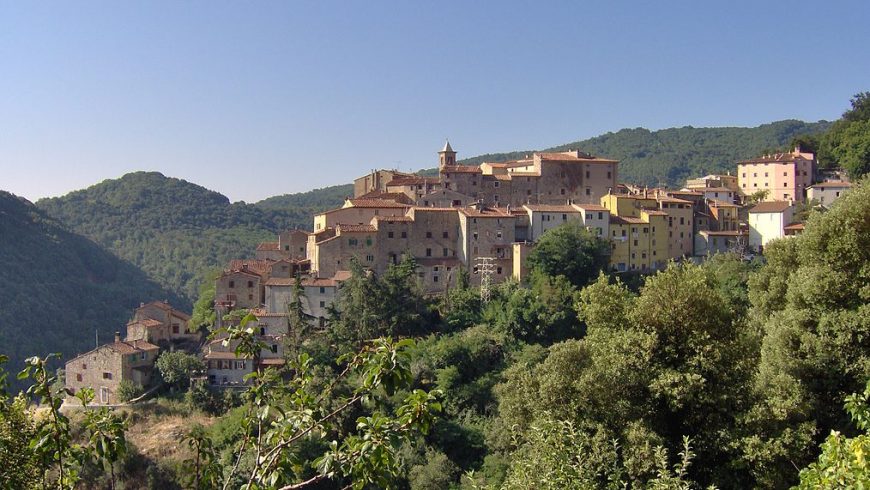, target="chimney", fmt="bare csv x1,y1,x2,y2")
139,302,144,308
114,332,121,343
